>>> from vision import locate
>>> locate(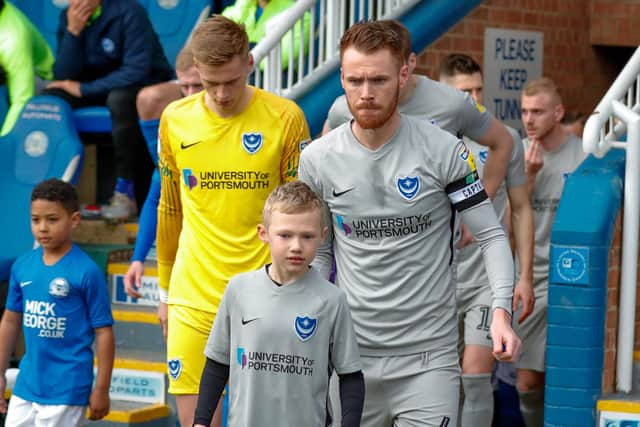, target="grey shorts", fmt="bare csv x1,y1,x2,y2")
513,287,548,372
457,285,493,352
359,346,460,427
